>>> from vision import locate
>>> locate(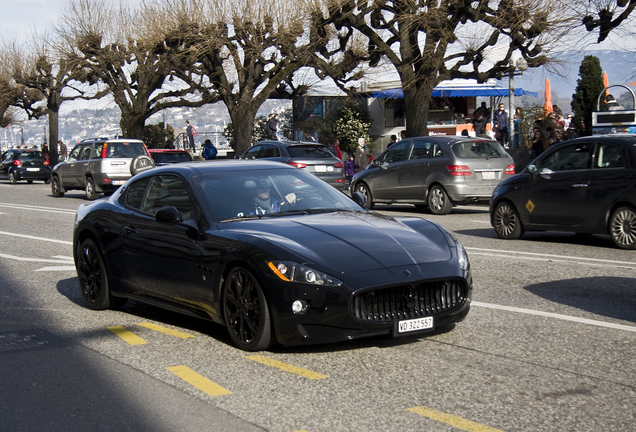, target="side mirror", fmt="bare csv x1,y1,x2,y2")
156,206,182,224
351,191,367,207
527,164,537,174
